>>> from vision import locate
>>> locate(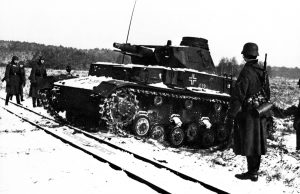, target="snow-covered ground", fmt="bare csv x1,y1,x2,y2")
0,101,161,194
0,68,299,193
0,90,299,193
